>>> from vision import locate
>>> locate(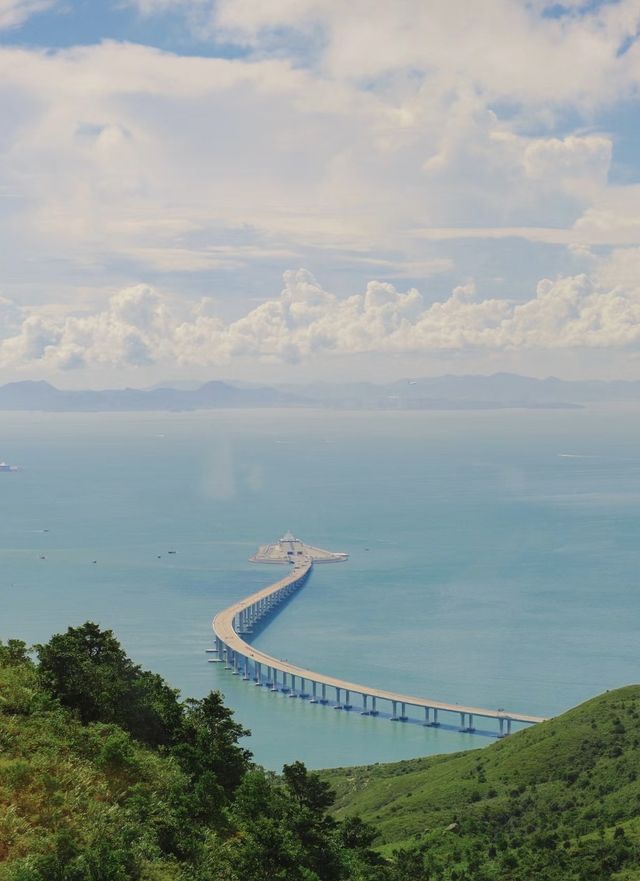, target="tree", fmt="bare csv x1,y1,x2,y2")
0,639,31,666
282,761,335,813
36,622,182,747
174,691,252,799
